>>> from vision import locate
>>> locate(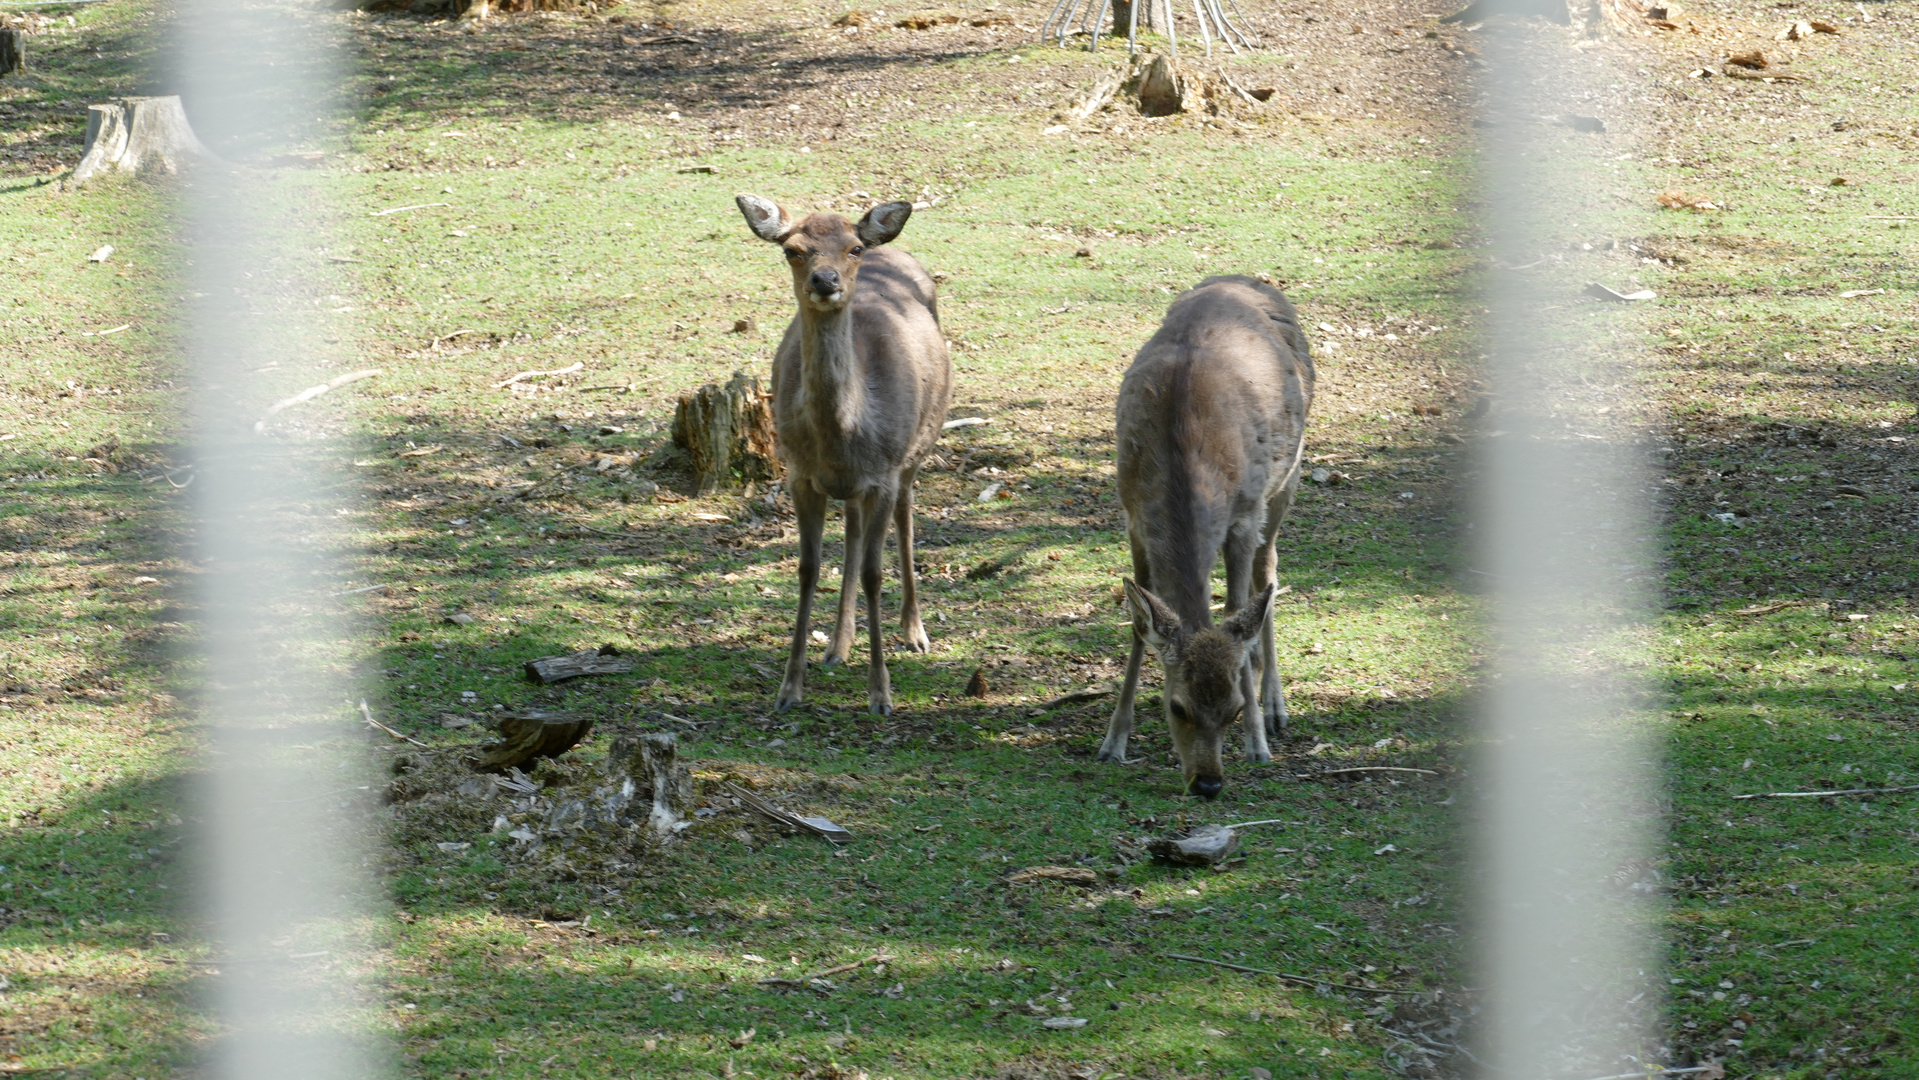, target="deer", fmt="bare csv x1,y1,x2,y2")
1098,275,1315,799
735,194,953,717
